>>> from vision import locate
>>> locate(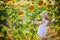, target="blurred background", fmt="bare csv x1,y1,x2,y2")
0,0,60,40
